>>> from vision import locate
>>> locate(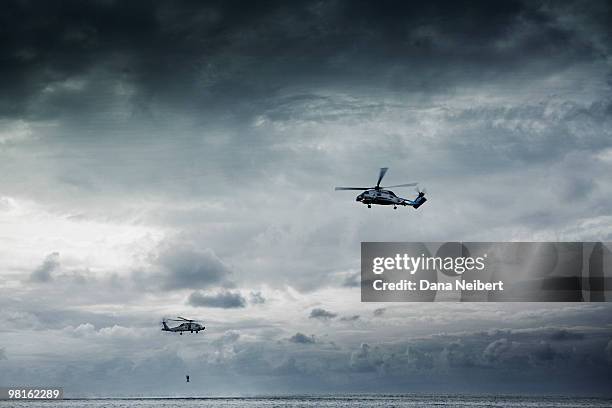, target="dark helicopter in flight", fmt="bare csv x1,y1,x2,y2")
161,317,205,335
335,168,427,209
